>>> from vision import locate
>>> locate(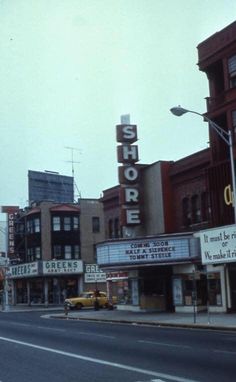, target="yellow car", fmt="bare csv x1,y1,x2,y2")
64,291,116,310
